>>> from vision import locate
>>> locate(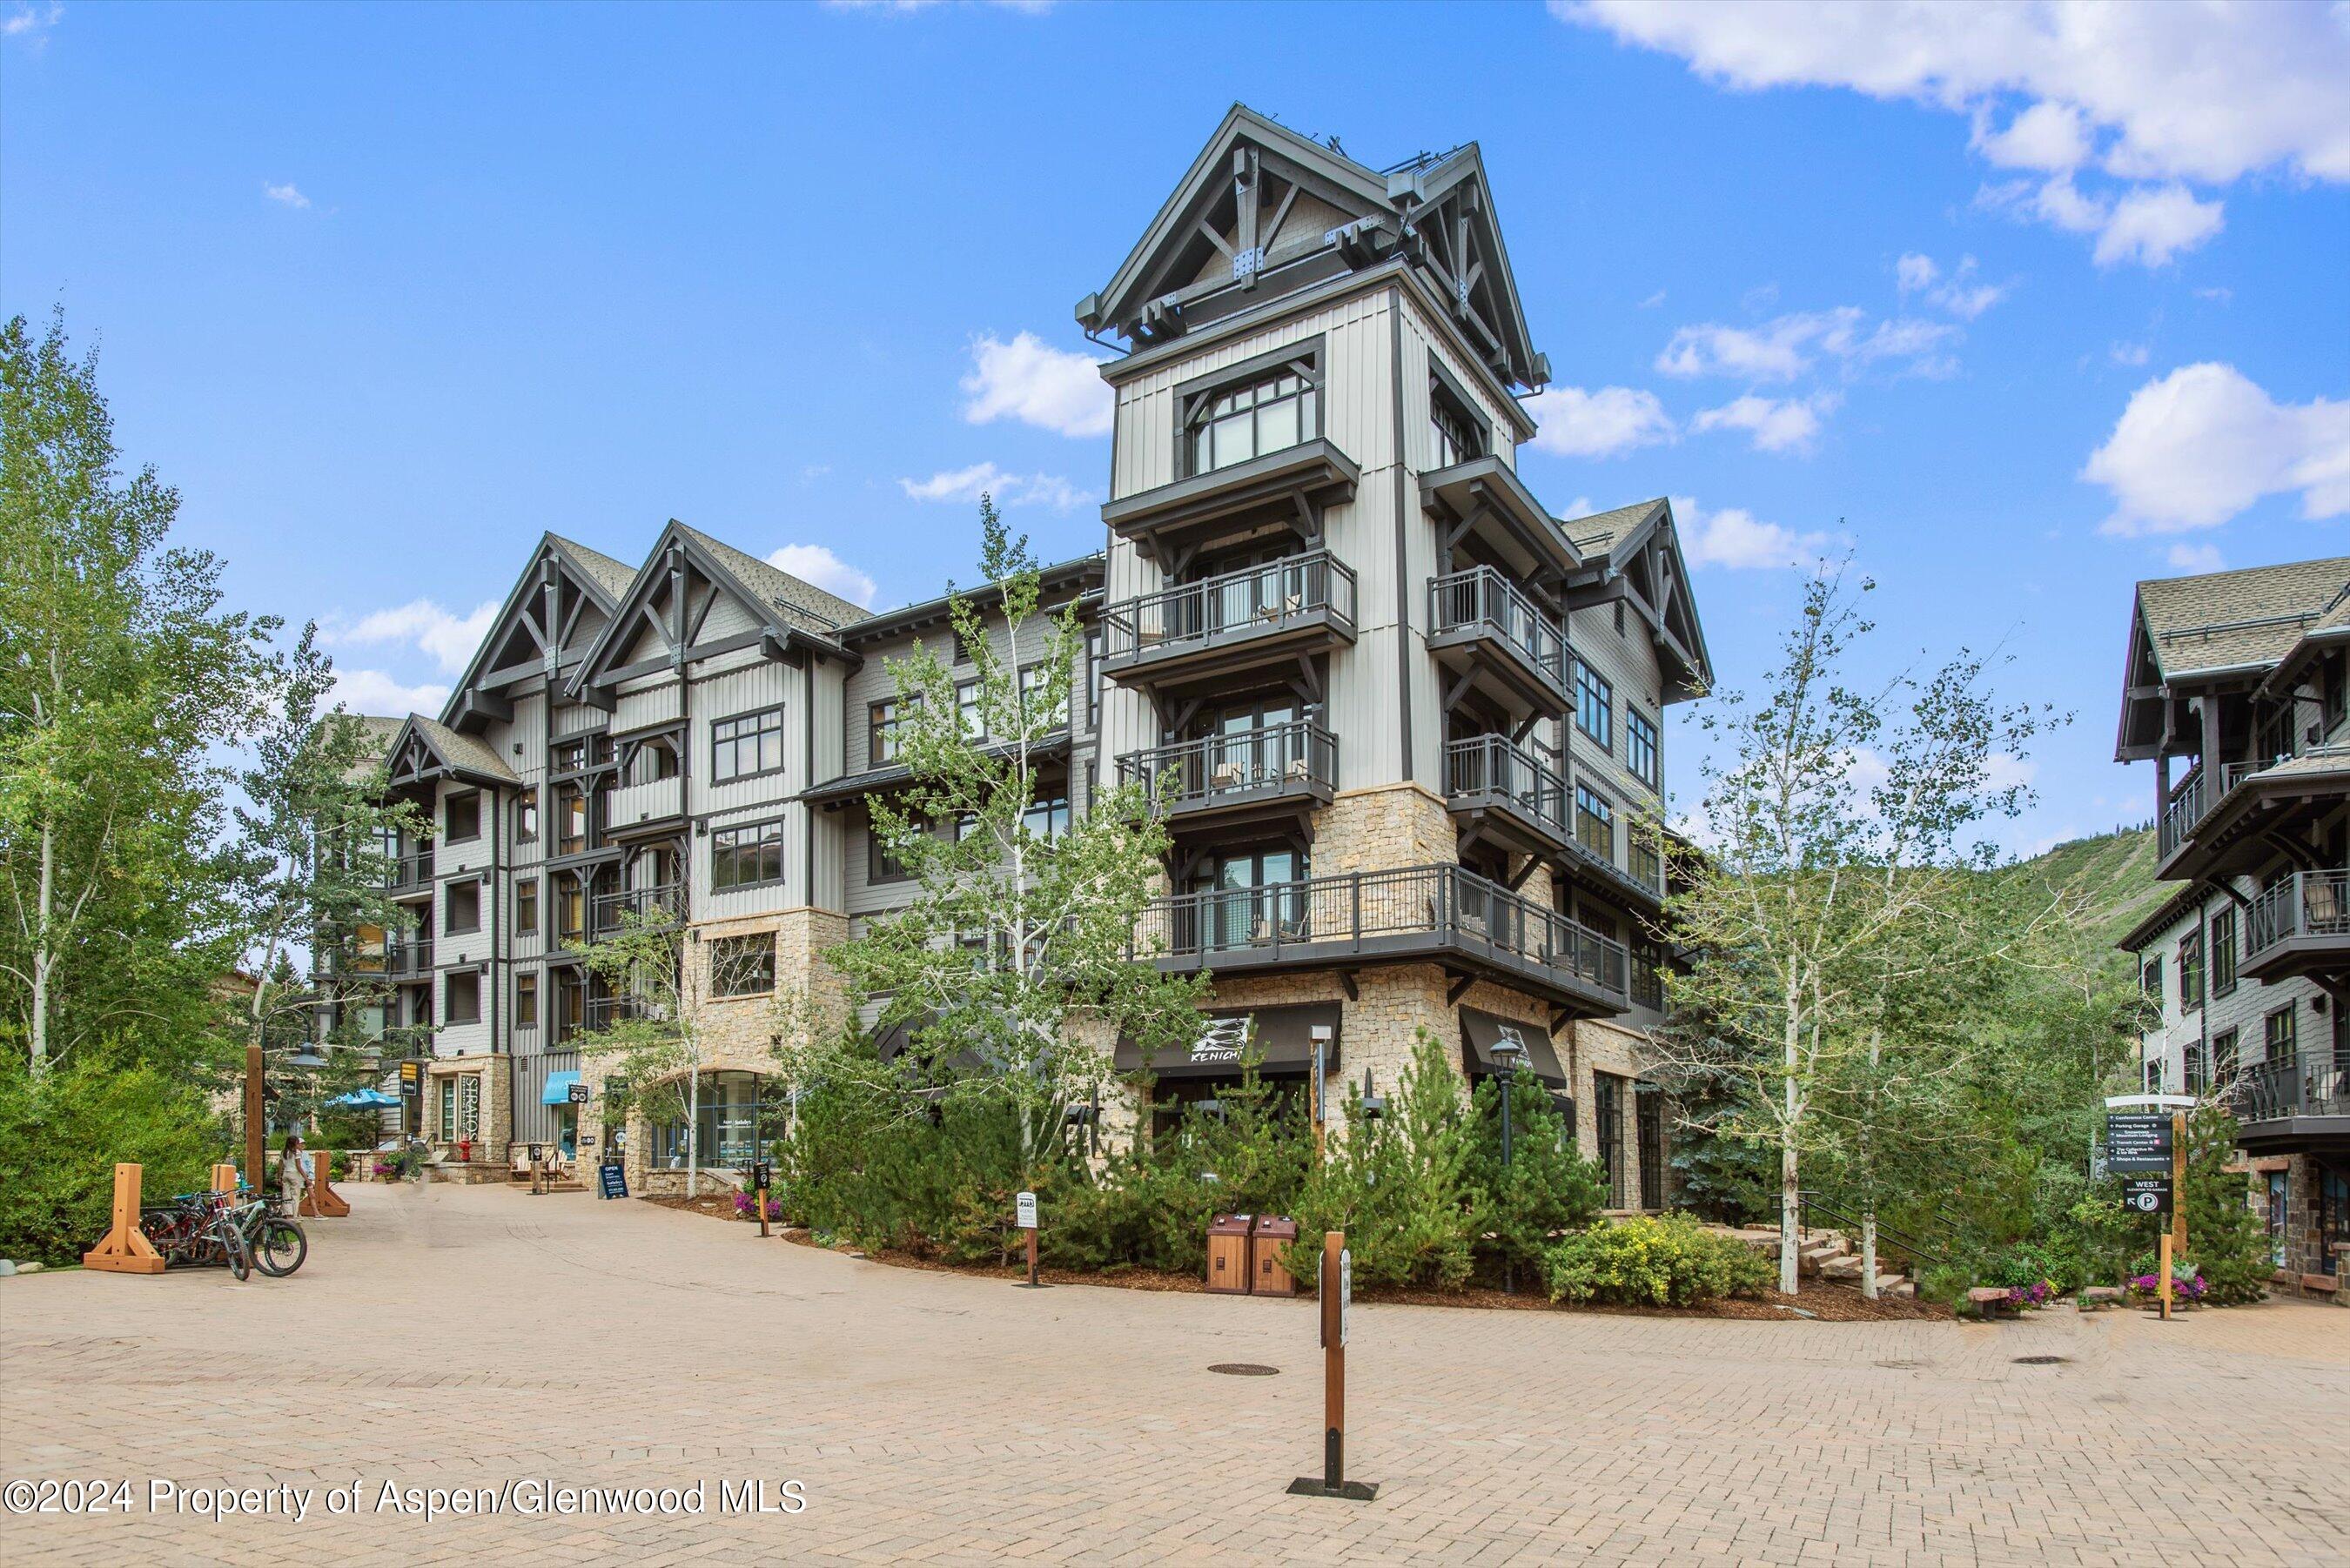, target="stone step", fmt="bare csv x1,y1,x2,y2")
1818,1255,1865,1282
1875,1274,1914,1298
